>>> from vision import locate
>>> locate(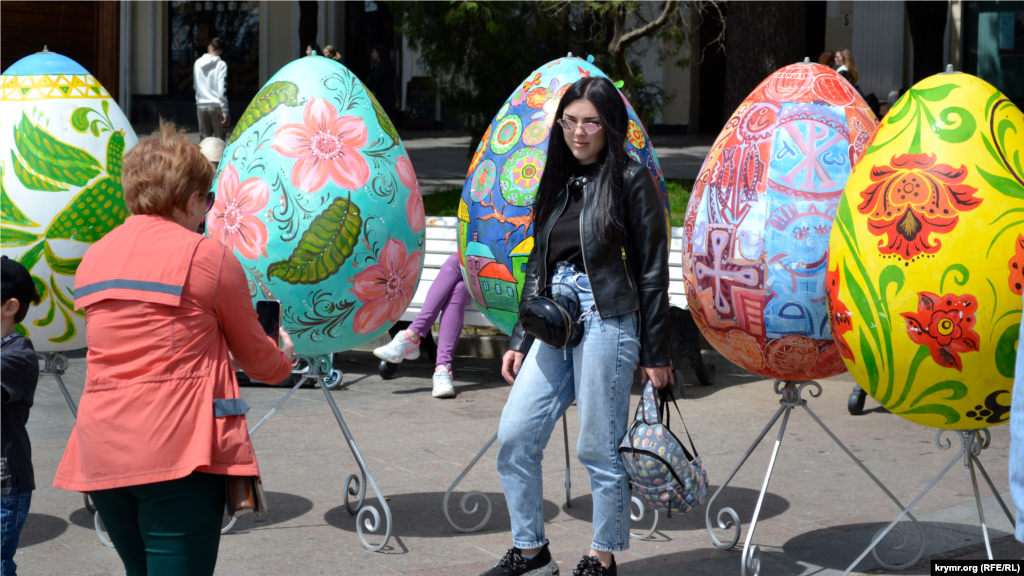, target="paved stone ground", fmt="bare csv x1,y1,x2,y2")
14,349,1021,575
